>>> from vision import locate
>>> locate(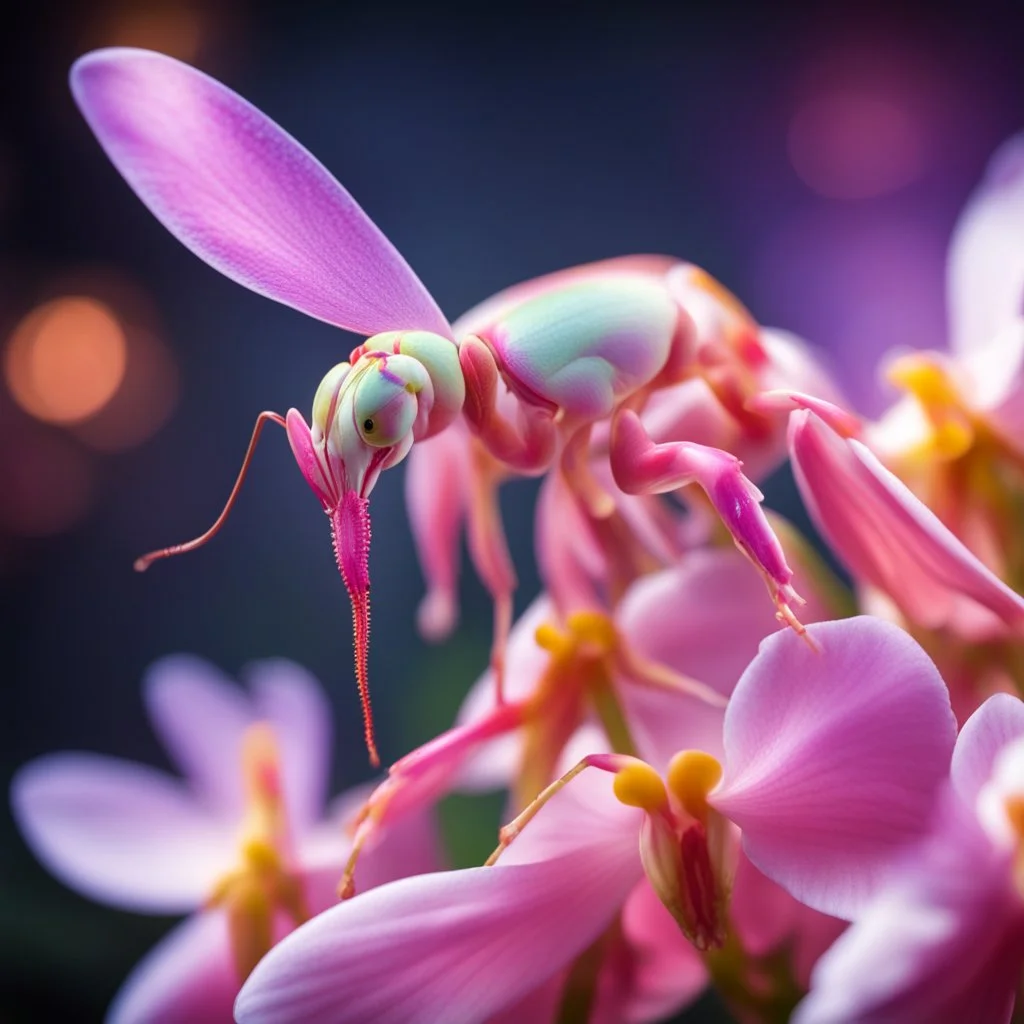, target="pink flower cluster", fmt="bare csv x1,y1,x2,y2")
14,47,1024,1023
